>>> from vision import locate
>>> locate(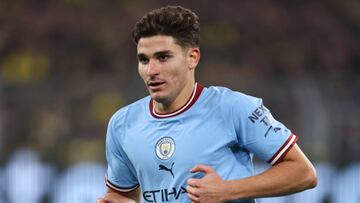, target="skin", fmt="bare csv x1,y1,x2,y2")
98,35,317,203
137,35,200,114
186,144,317,203
96,188,139,203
